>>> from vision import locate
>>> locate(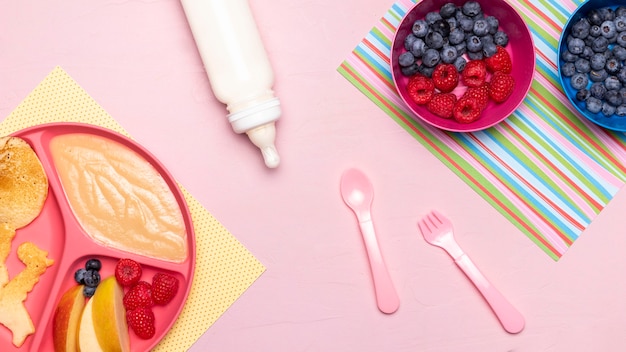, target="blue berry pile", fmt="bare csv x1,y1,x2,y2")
561,6,626,117
399,1,509,78
74,258,102,297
